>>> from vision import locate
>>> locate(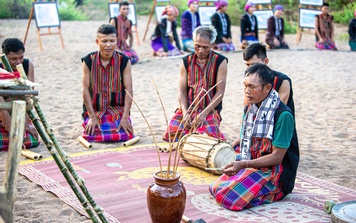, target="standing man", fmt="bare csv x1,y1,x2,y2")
266,5,289,49
163,26,228,142
210,63,299,211
81,24,134,142
110,1,139,64
315,3,337,50
0,38,40,150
